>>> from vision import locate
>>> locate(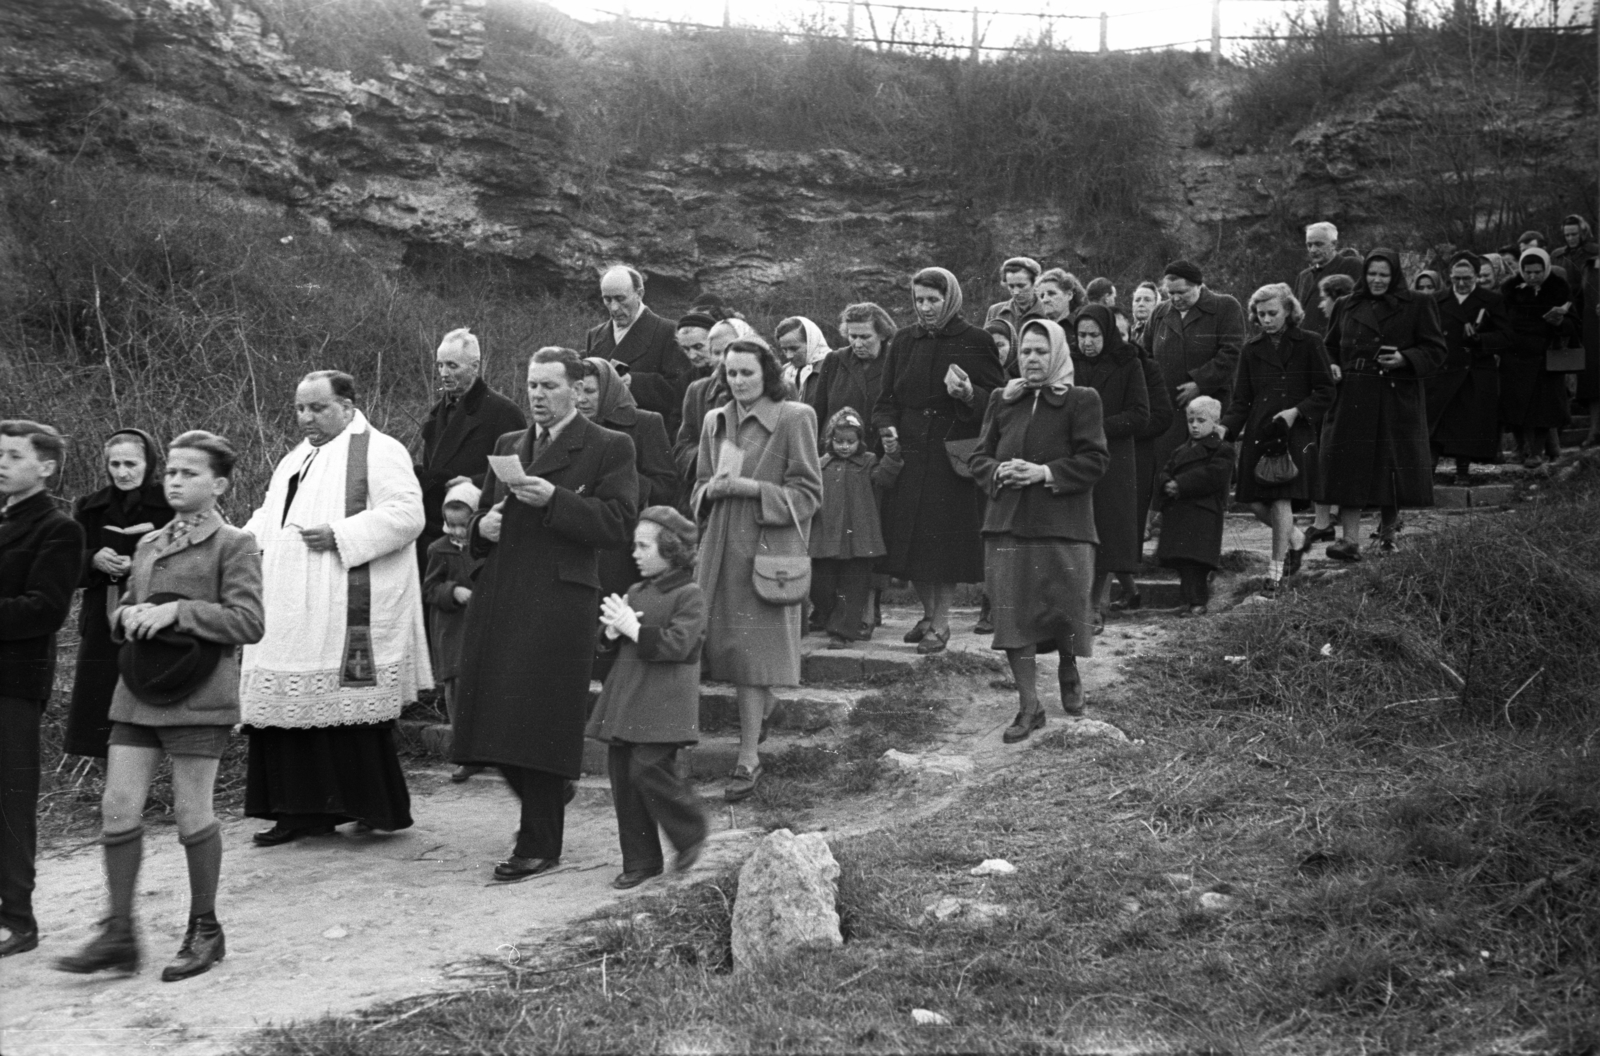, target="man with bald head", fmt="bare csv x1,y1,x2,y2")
584,266,691,435
414,328,526,573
